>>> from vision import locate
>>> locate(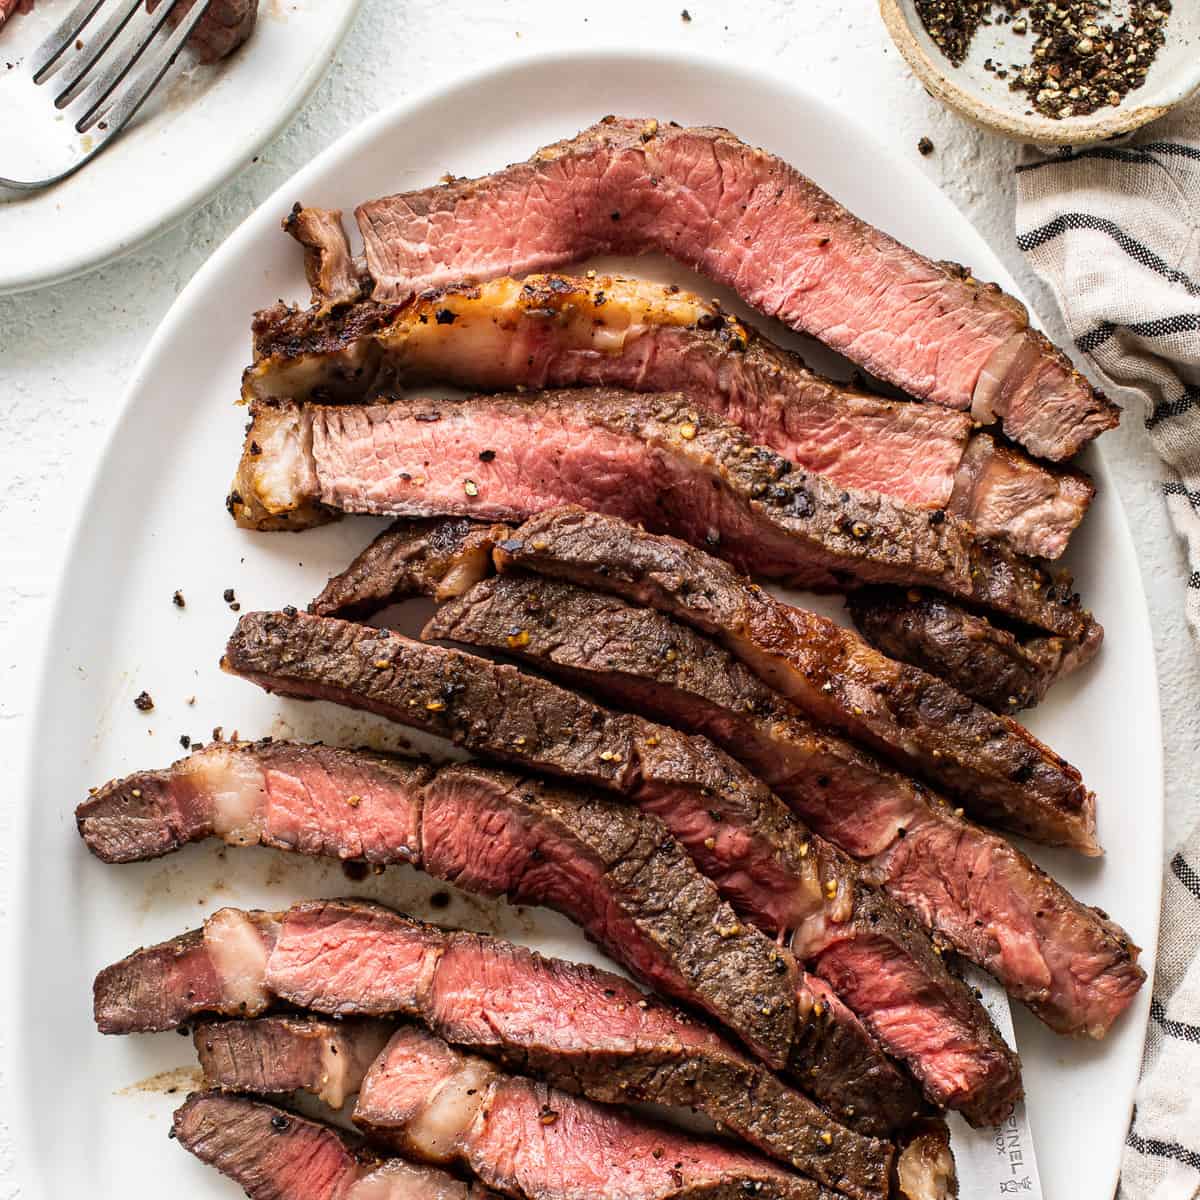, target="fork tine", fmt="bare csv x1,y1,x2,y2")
74,0,213,136
29,0,107,80
50,0,149,103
